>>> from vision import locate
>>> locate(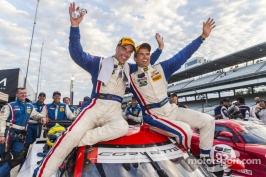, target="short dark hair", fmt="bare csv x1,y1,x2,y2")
237,97,245,104
169,93,178,97
53,91,61,96
16,87,26,93
63,97,70,102
38,92,46,97
83,96,90,102
222,98,230,102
